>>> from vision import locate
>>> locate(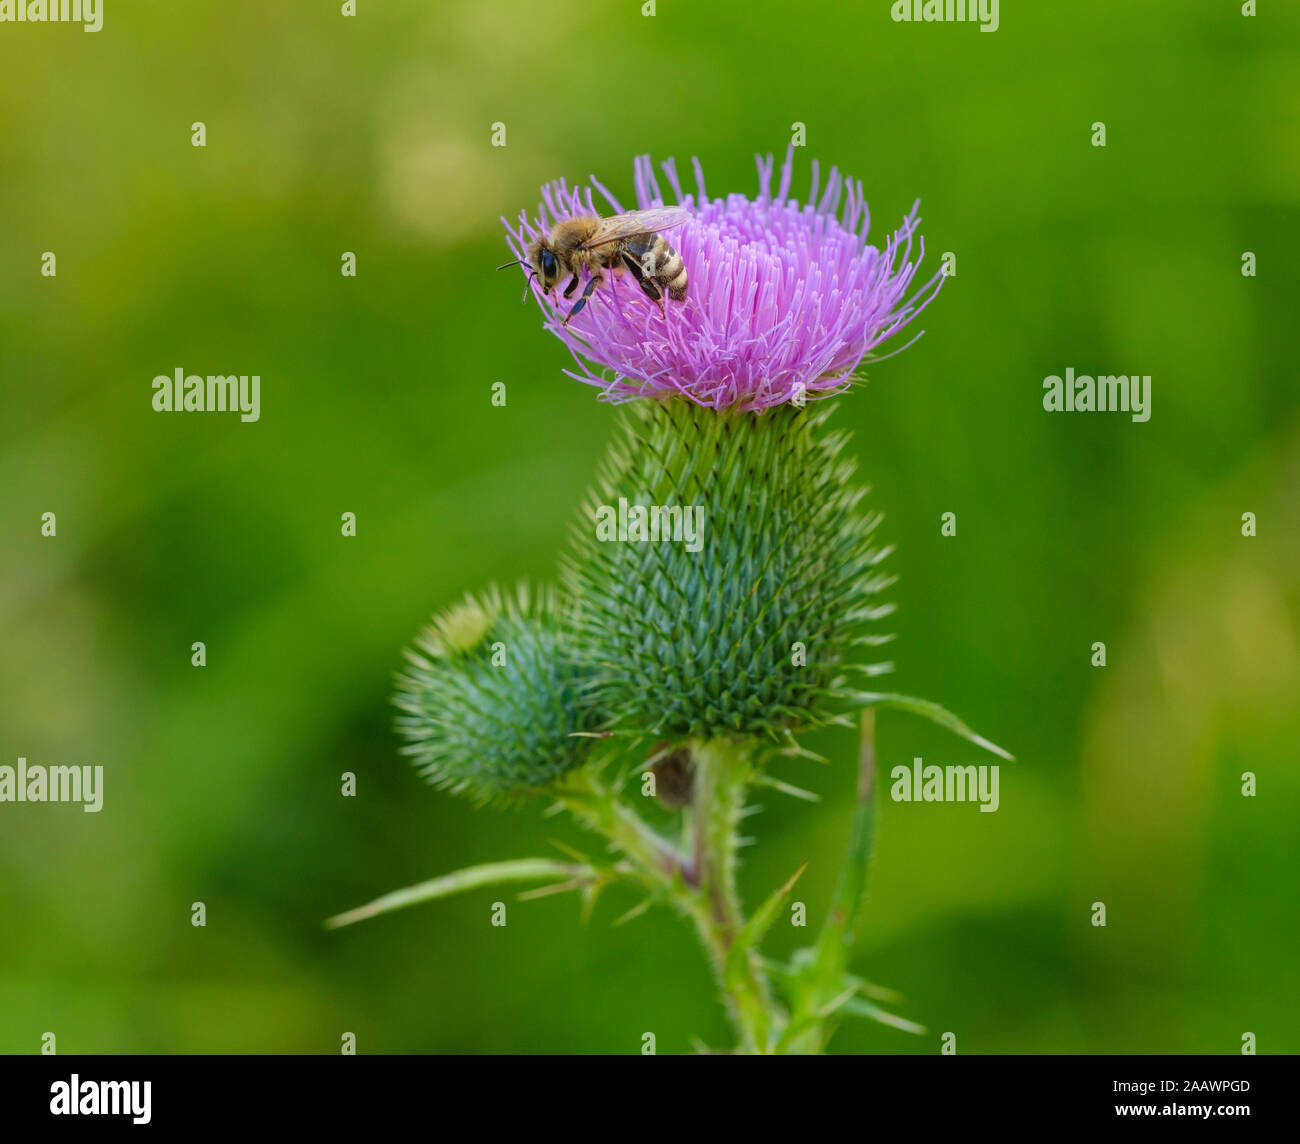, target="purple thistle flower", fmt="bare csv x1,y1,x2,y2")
501,145,943,411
